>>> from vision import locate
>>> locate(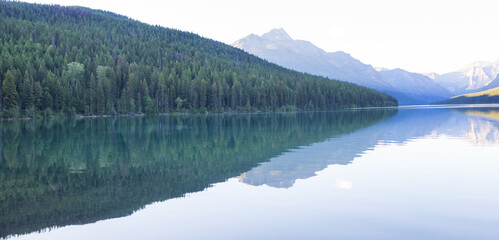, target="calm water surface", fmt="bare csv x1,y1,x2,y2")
1,105,499,239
